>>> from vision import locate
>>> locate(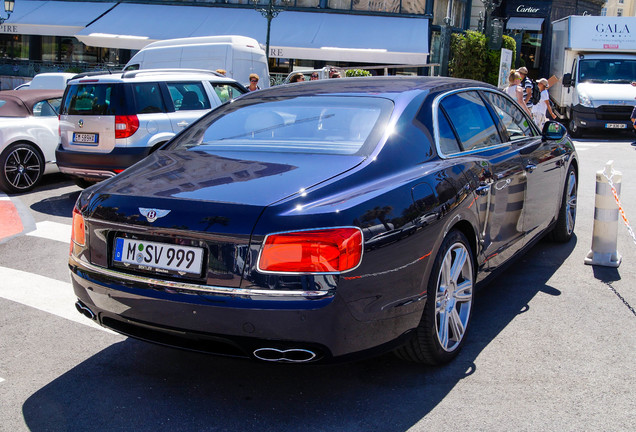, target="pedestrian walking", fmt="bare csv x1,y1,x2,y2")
532,78,557,129
505,70,530,115
517,66,534,111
